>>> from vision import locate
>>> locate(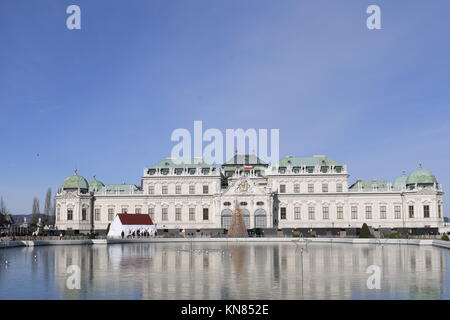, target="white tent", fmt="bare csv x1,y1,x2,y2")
108,213,157,238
